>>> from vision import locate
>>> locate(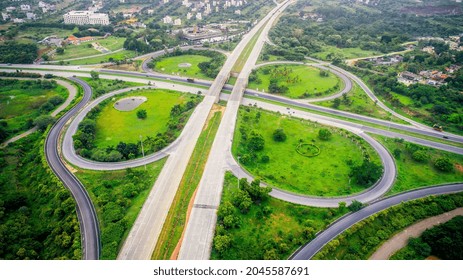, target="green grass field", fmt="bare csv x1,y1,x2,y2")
80,77,144,99
232,107,381,196
15,27,75,42
60,50,137,65
152,106,223,260
373,136,463,195
210,172,349,260
0,80,68,135
314,83,404,122
93,89,194,148
249,64,341,99
311,46,382,60
53,37,125,60
153,55,212,80
75,159,166,259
